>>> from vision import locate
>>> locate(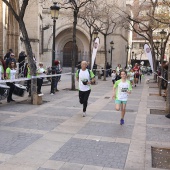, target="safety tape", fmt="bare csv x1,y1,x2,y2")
153,72,168,82
0,72,72,83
